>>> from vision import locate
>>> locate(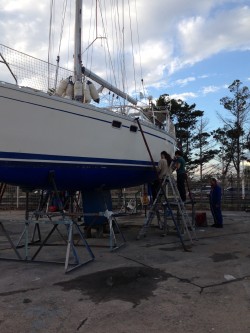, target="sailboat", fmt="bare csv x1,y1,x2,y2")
0,1,176,193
